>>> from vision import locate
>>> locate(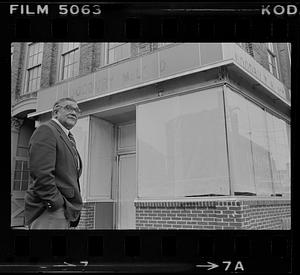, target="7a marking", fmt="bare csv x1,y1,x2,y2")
223,261,244,271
